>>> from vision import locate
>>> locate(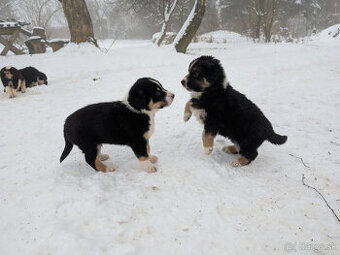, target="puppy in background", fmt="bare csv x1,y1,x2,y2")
1,66,48,98
1,66,26,98
181,56,287,167
60,77,175,173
